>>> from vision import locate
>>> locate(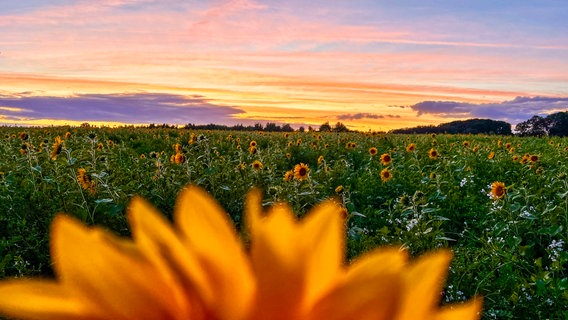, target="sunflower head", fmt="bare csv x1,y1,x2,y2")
380,153,392,165
428,148,439,159
251,160,263,171
490,181,506,200
488,152,495,160
174,153,186,164
406,143,416,152
293,163,309,180
529,154,539,162
368,147,378,156
380,168,393,182
283,170,294,181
